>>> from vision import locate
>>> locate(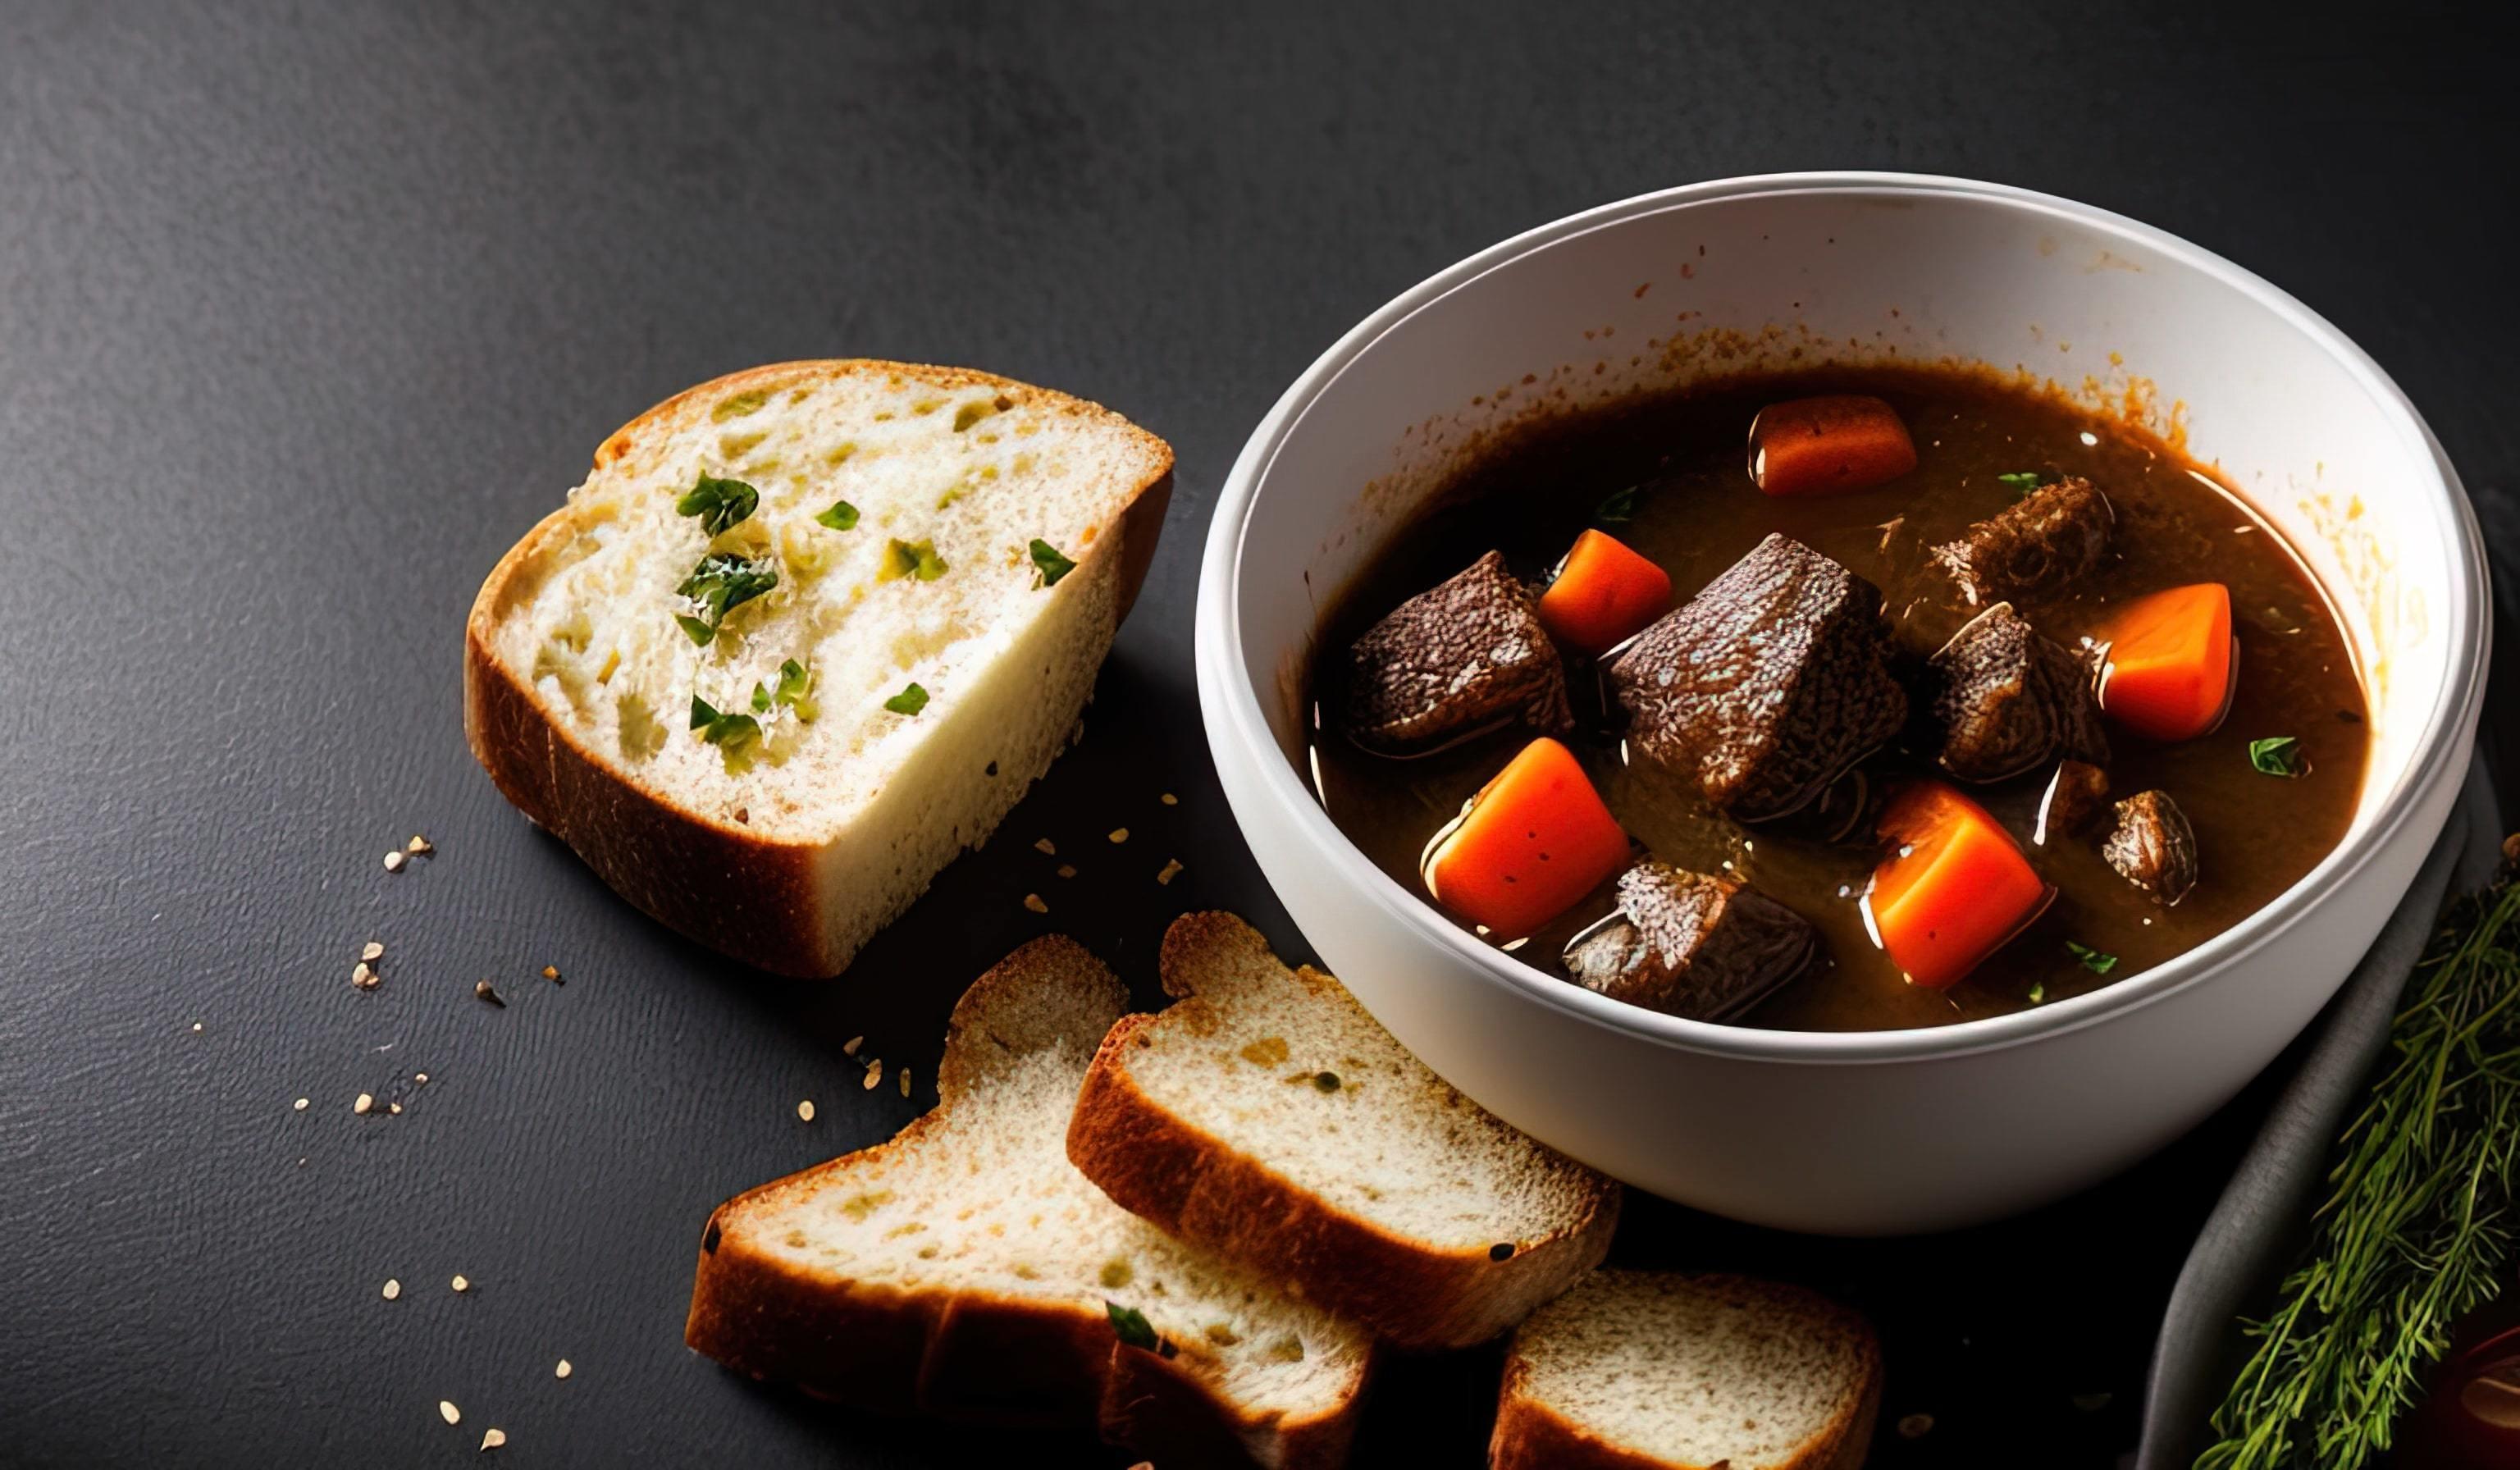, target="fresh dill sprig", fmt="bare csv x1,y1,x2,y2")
2198,875,2520,1470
